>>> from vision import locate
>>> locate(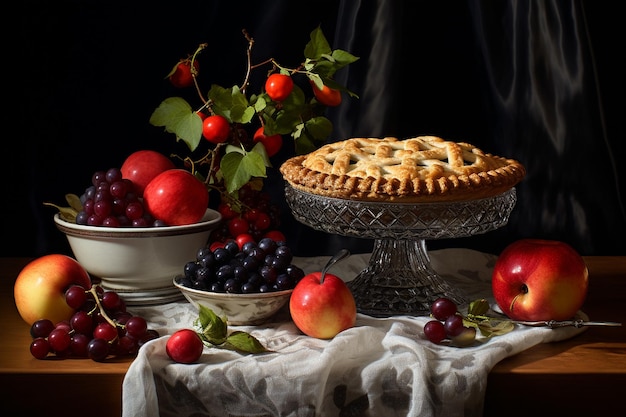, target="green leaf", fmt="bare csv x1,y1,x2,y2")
468,298,491,317
253,95,268,113
251,141,272,168
308,73,324,90
260,85,308,136
220,151,267,193
273,110,303,134
233,105,256,124
293,129,321,155
43,202,78,222
65,193,83,212
224,144,245,155
191,305,269,354
284,83,307,106
207,85,235,116
474,319,515,338
311,60,336,79
149,97,203,151
303,26,359,79
304,116,332,142
331,49,360,68
207,84,255,123
462,298,516,338
292,123,305,140
304,26,332,60
303,58,316,72
225,331,269,354
229,86,255,123
485,320,515,336
241,151,267,174
195,304,228,345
